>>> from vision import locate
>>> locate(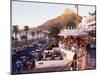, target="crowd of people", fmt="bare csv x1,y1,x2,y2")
59,35,96,70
